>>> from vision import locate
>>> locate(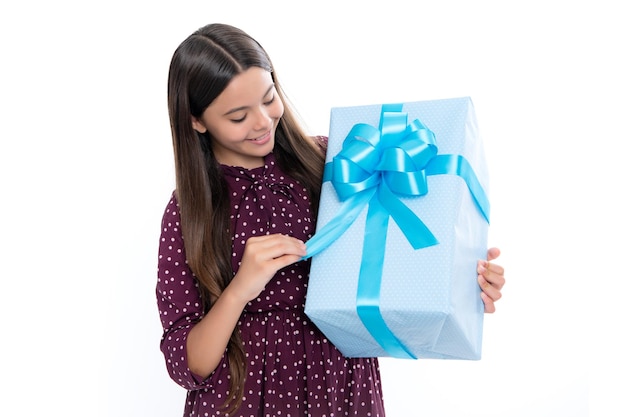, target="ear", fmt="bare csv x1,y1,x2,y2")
191,116,208,133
